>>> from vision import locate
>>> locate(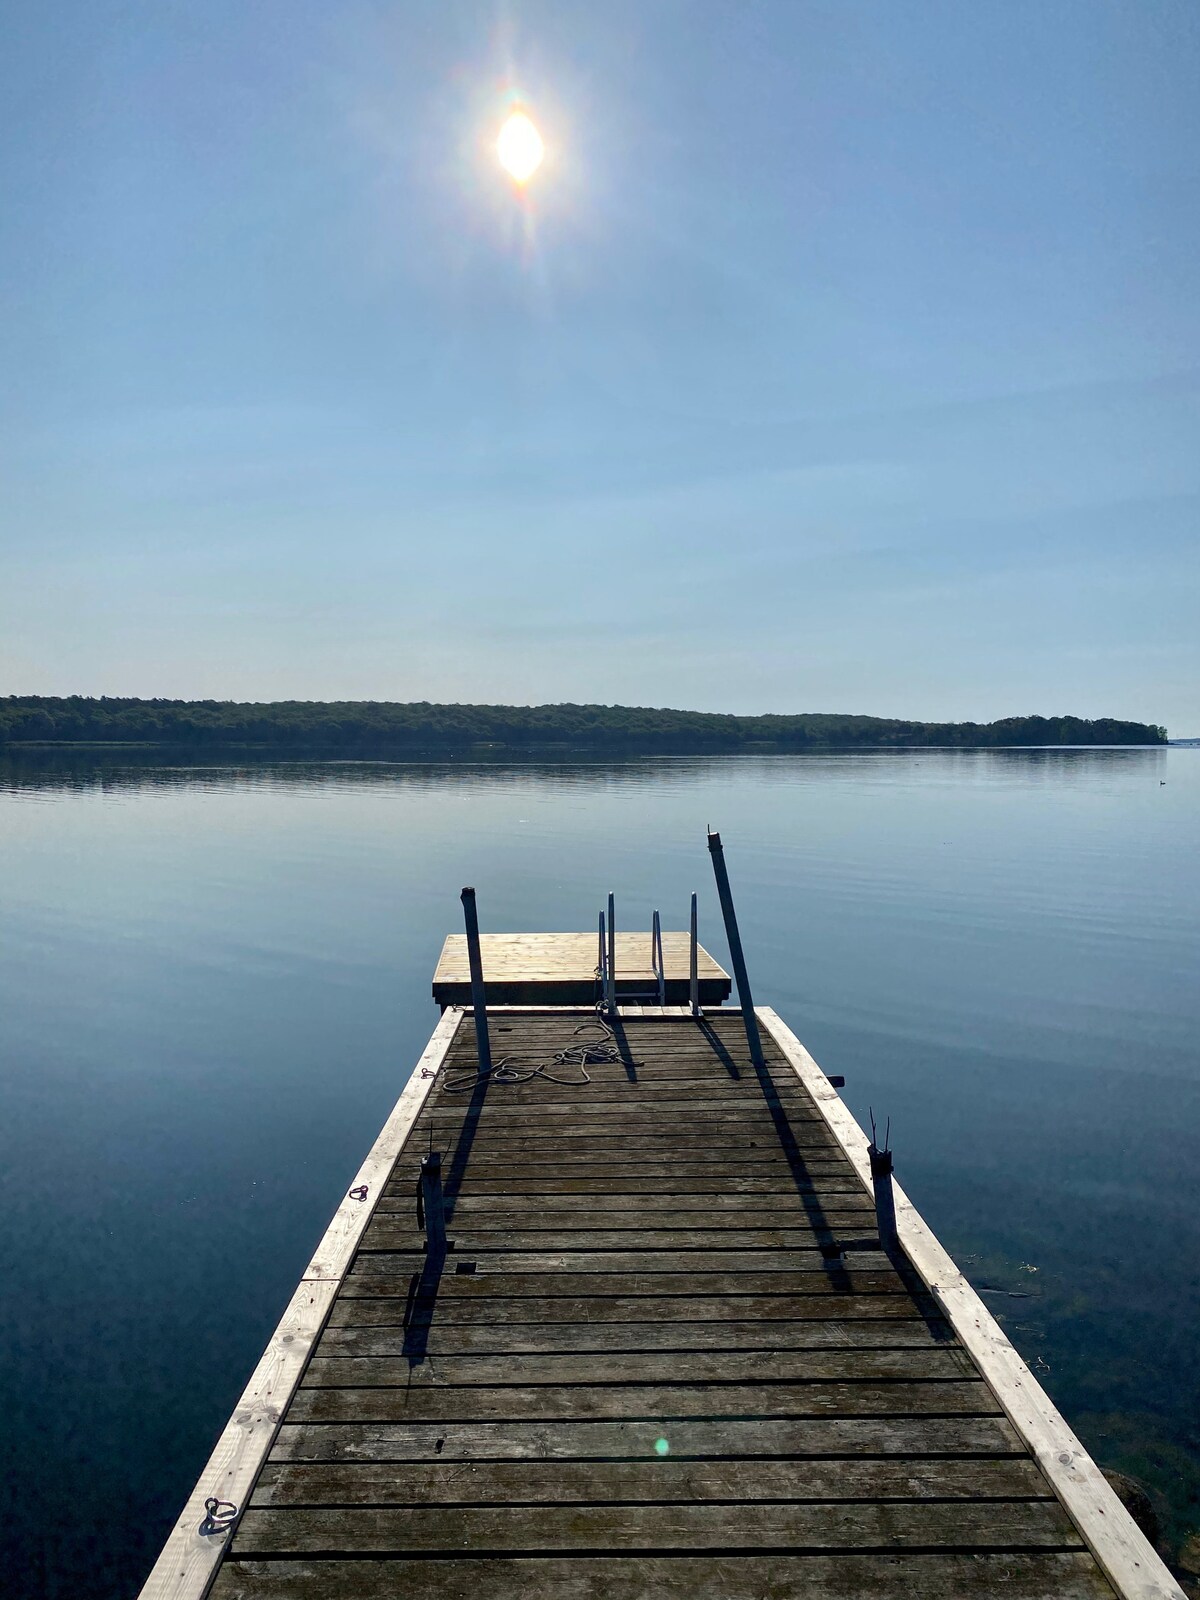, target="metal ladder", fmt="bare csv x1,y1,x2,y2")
597,892,701,1017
